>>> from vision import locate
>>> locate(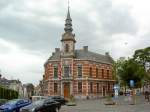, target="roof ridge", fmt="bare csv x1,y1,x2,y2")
75,49,106,57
